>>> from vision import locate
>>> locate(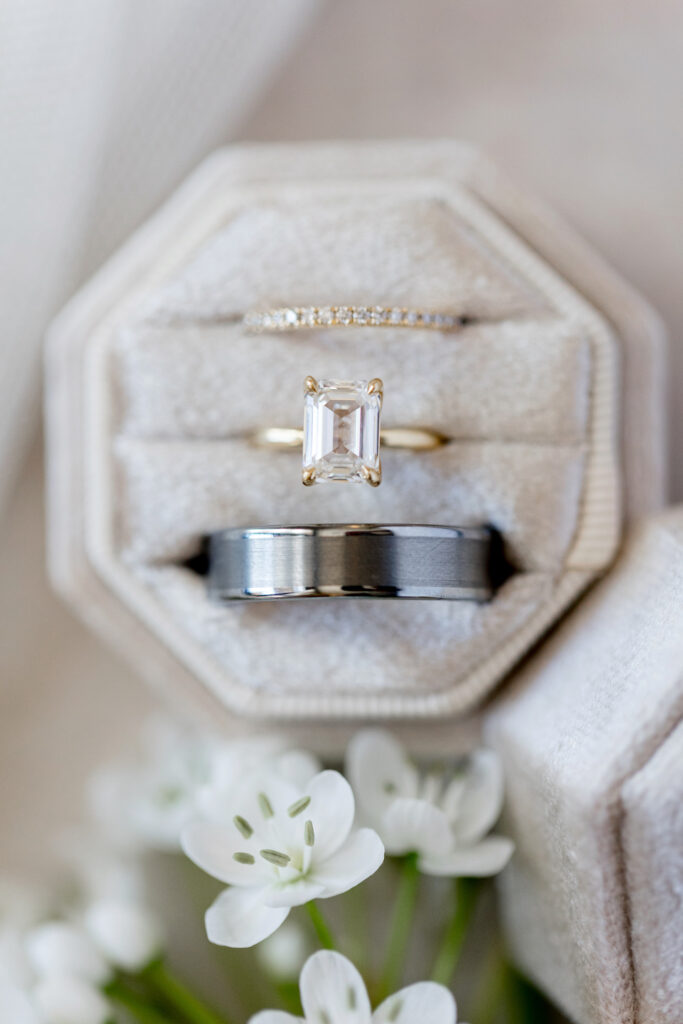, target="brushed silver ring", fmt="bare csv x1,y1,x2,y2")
208,524,492,601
